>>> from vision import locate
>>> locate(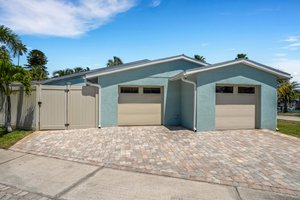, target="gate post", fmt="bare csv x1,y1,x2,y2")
35,84,42,131
65,83,71,129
